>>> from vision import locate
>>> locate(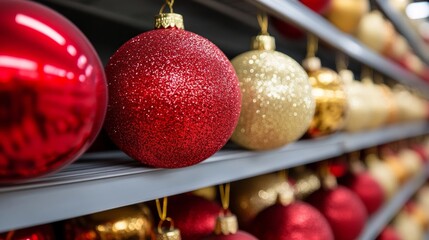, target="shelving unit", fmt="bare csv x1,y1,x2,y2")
2,0,428,236
0,121,428,233
358,166,429,240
